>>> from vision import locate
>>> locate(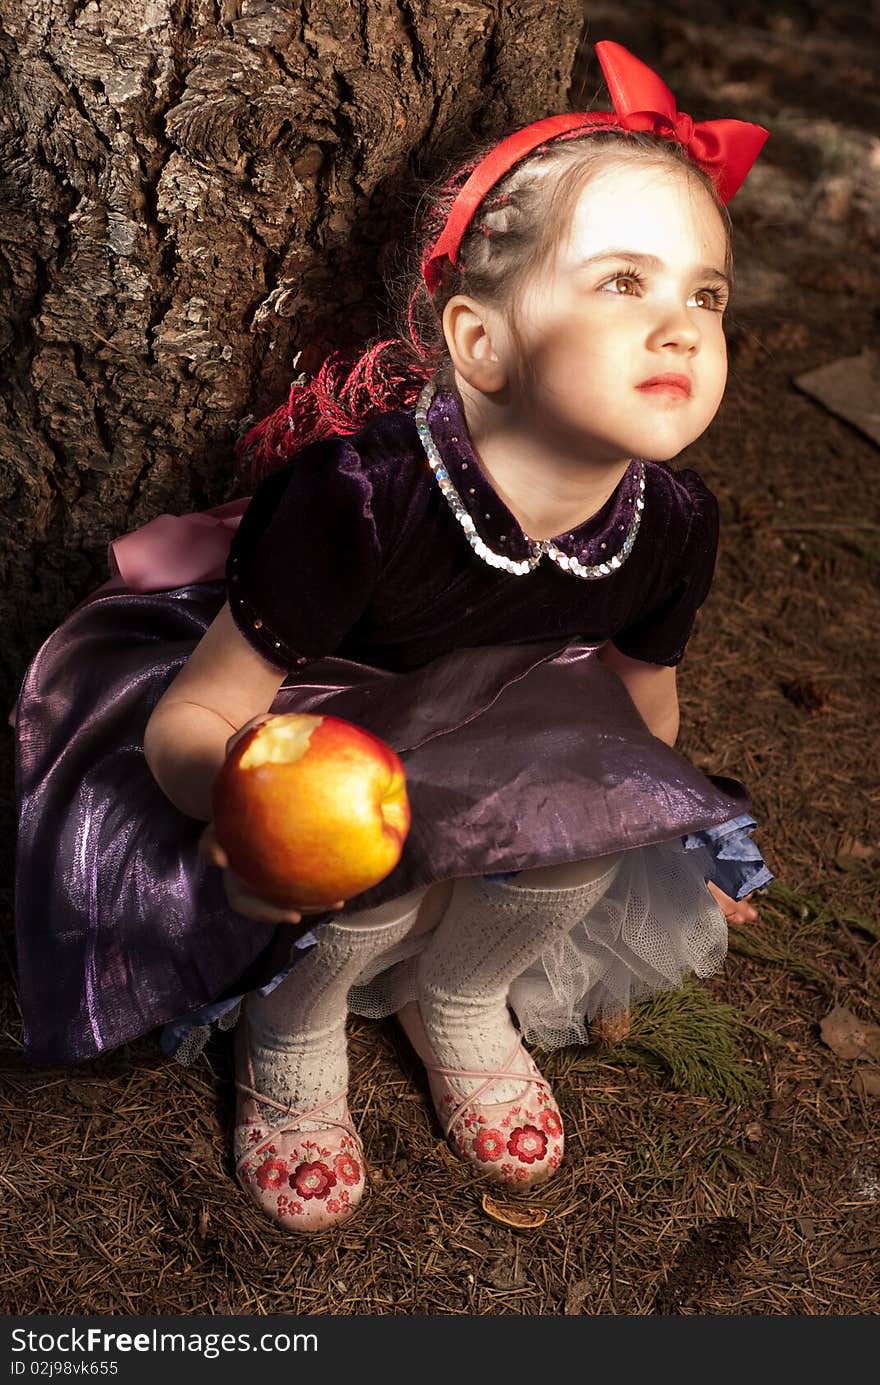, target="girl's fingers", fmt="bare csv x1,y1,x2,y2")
728,899,759,925
197,825,220,863
197,824,229,869
225,876,304,925
202,828,345,923
223,875,345,925
705,880,760,925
